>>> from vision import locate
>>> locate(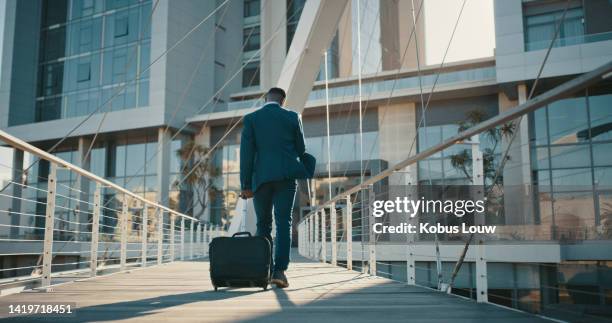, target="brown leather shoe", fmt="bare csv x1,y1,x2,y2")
270,271,289,288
